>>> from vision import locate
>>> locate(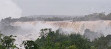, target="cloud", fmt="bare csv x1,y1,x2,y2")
0,0,22,20
14,0,111,16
